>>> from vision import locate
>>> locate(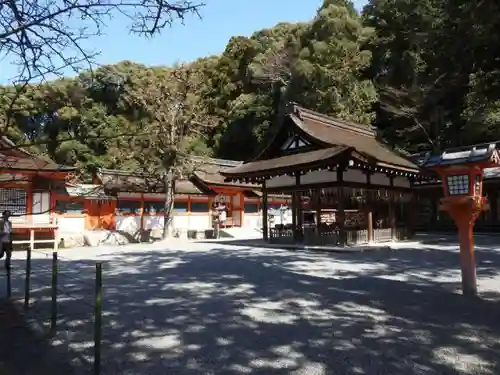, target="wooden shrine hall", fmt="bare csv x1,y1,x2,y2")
221,104,423,246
